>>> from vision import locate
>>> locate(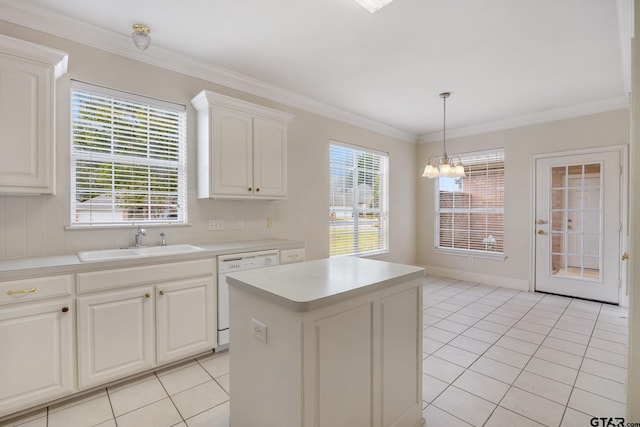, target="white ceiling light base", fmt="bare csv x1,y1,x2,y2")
132,24,151,50
353,0,395,13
